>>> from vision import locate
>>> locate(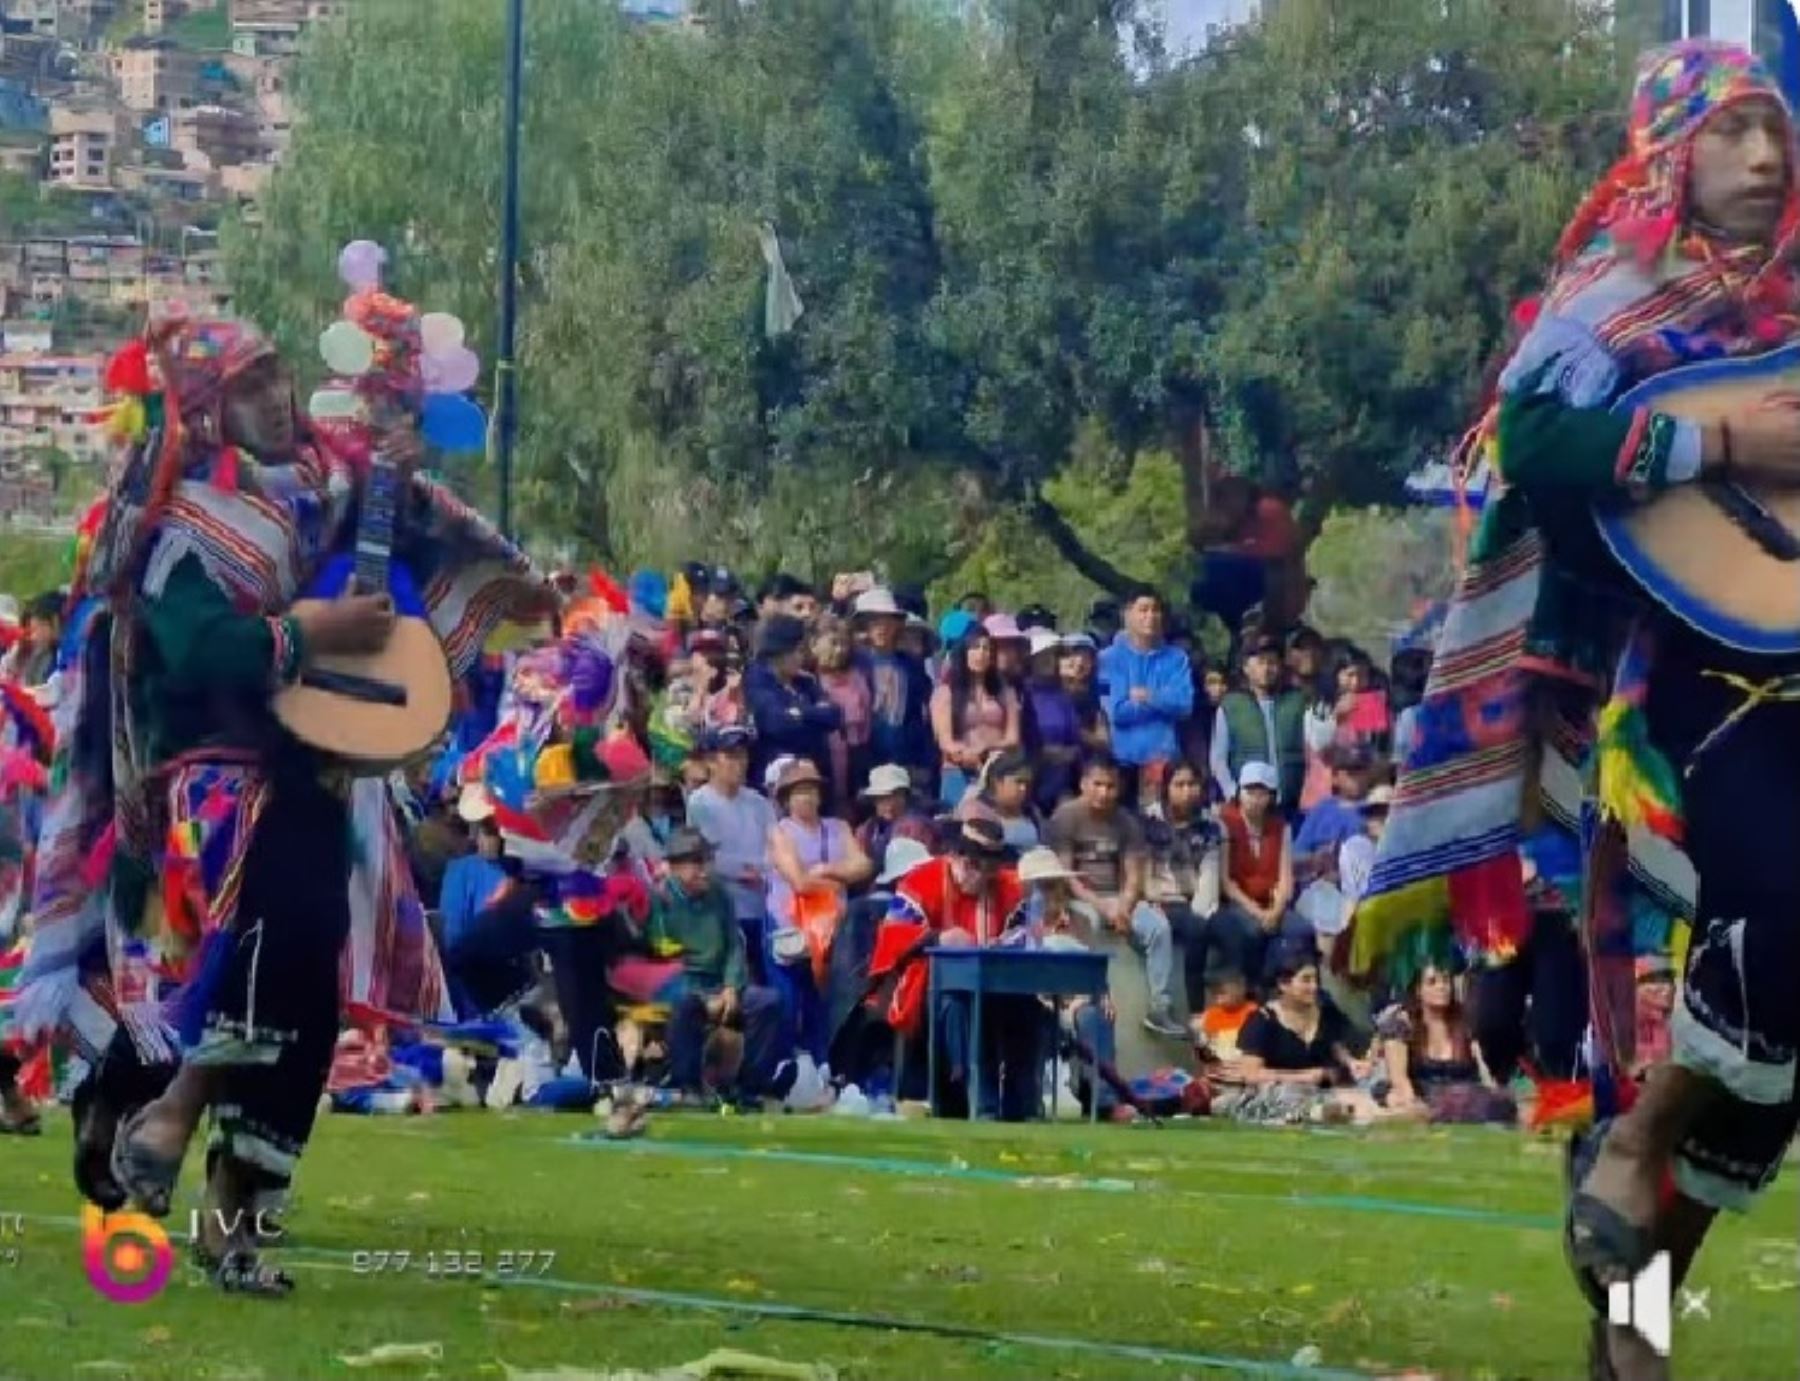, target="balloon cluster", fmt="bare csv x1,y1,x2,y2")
311,239,487,454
